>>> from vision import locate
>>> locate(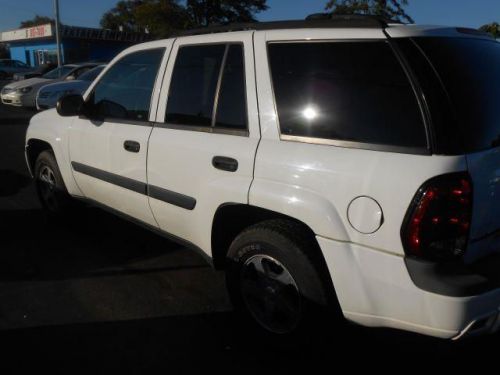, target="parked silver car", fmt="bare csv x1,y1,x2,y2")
0,59,32,80
1,63,98,108
36,65,106,110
